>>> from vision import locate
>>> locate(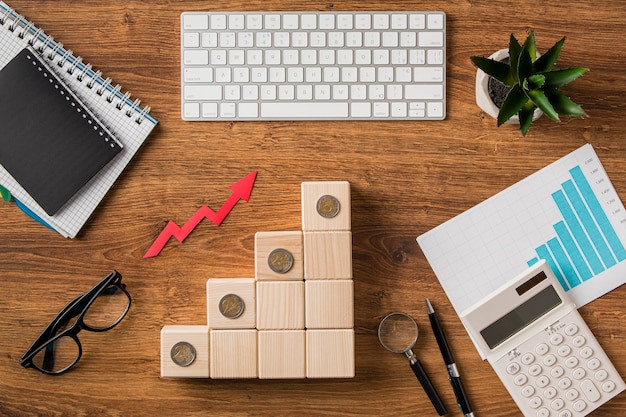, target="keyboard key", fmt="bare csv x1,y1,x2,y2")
184,67,213,83
419,31,444,47
184,102,200,118
406,84,443,100
414,67,444,82
210,14,227,30
262,102,349,118
427,14,445,29
238,103,258,118
580,379,601,402
351,102,371,117
183,14,208,30
183,32,200,48
184,85,222,100
184,50,209,65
